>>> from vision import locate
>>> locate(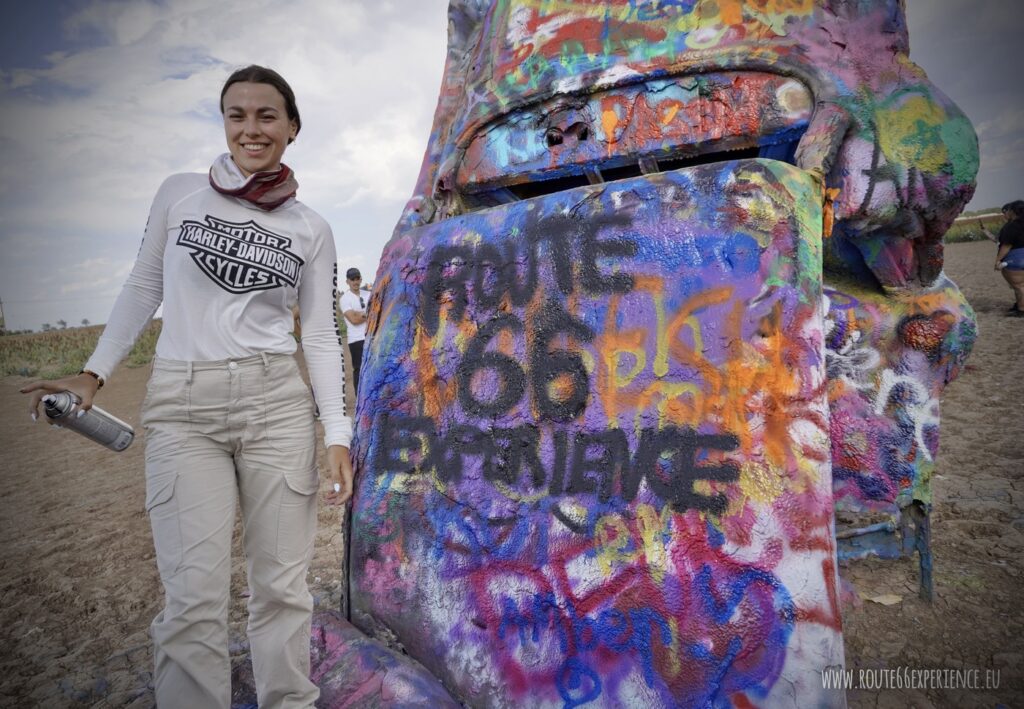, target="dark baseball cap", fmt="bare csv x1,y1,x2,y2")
346,268,361,280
